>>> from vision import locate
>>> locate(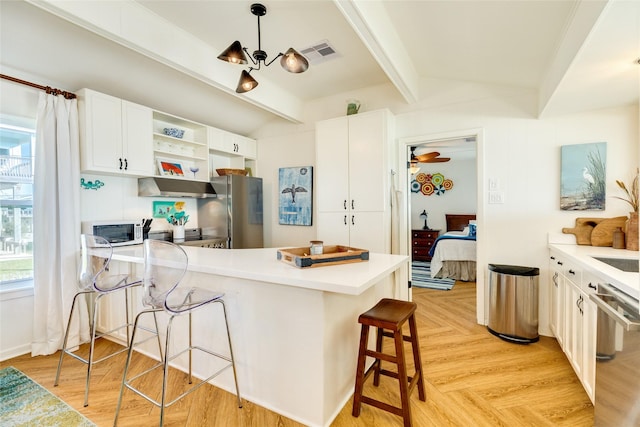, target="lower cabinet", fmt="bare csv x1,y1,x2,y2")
95,261,137,346
548,250,596,403
549,259,563,346
316,211,387,253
